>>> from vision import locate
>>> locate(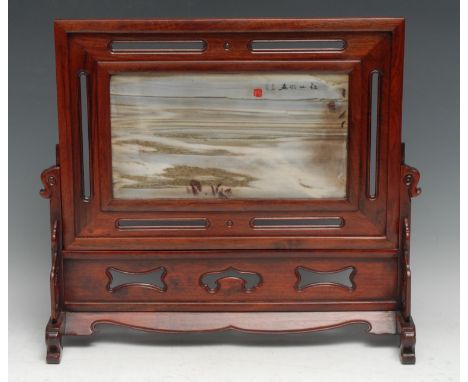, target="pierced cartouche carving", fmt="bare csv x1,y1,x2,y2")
295,266,356,291
106,267,167,292
200,267,262,293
